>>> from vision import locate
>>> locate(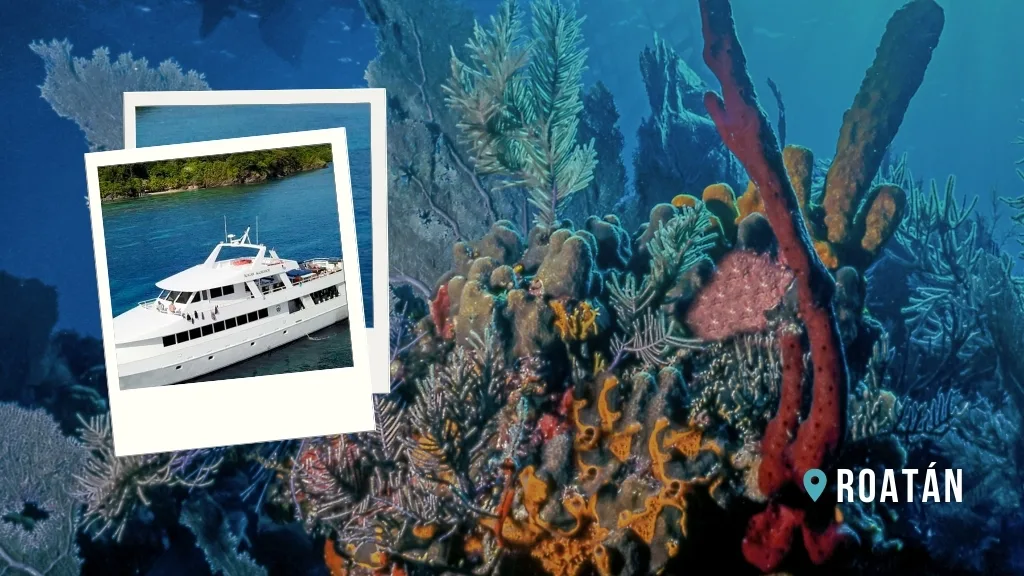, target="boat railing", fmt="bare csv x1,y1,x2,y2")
290,266,344,287
138,298,187,317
